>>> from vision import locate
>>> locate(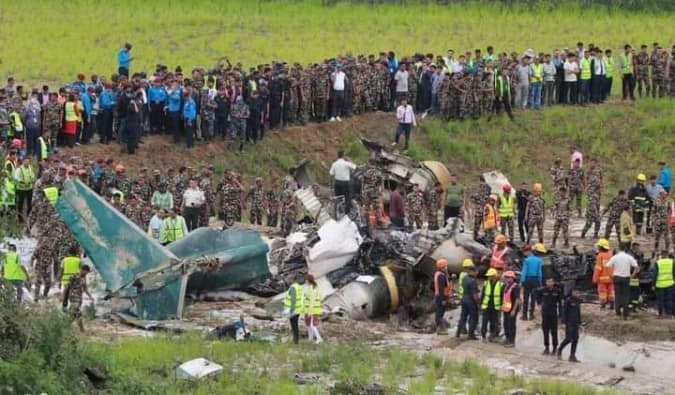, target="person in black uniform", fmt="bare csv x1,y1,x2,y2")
536,277,563,355
281,69,291,127
268,71,283,129
516,182,531,243
557,287,583,363
456,265,479,340
246,91,262,143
